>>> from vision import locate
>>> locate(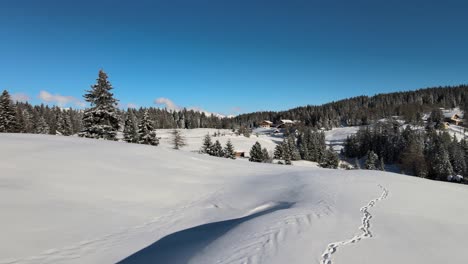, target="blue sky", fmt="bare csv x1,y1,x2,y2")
1,0,467,115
